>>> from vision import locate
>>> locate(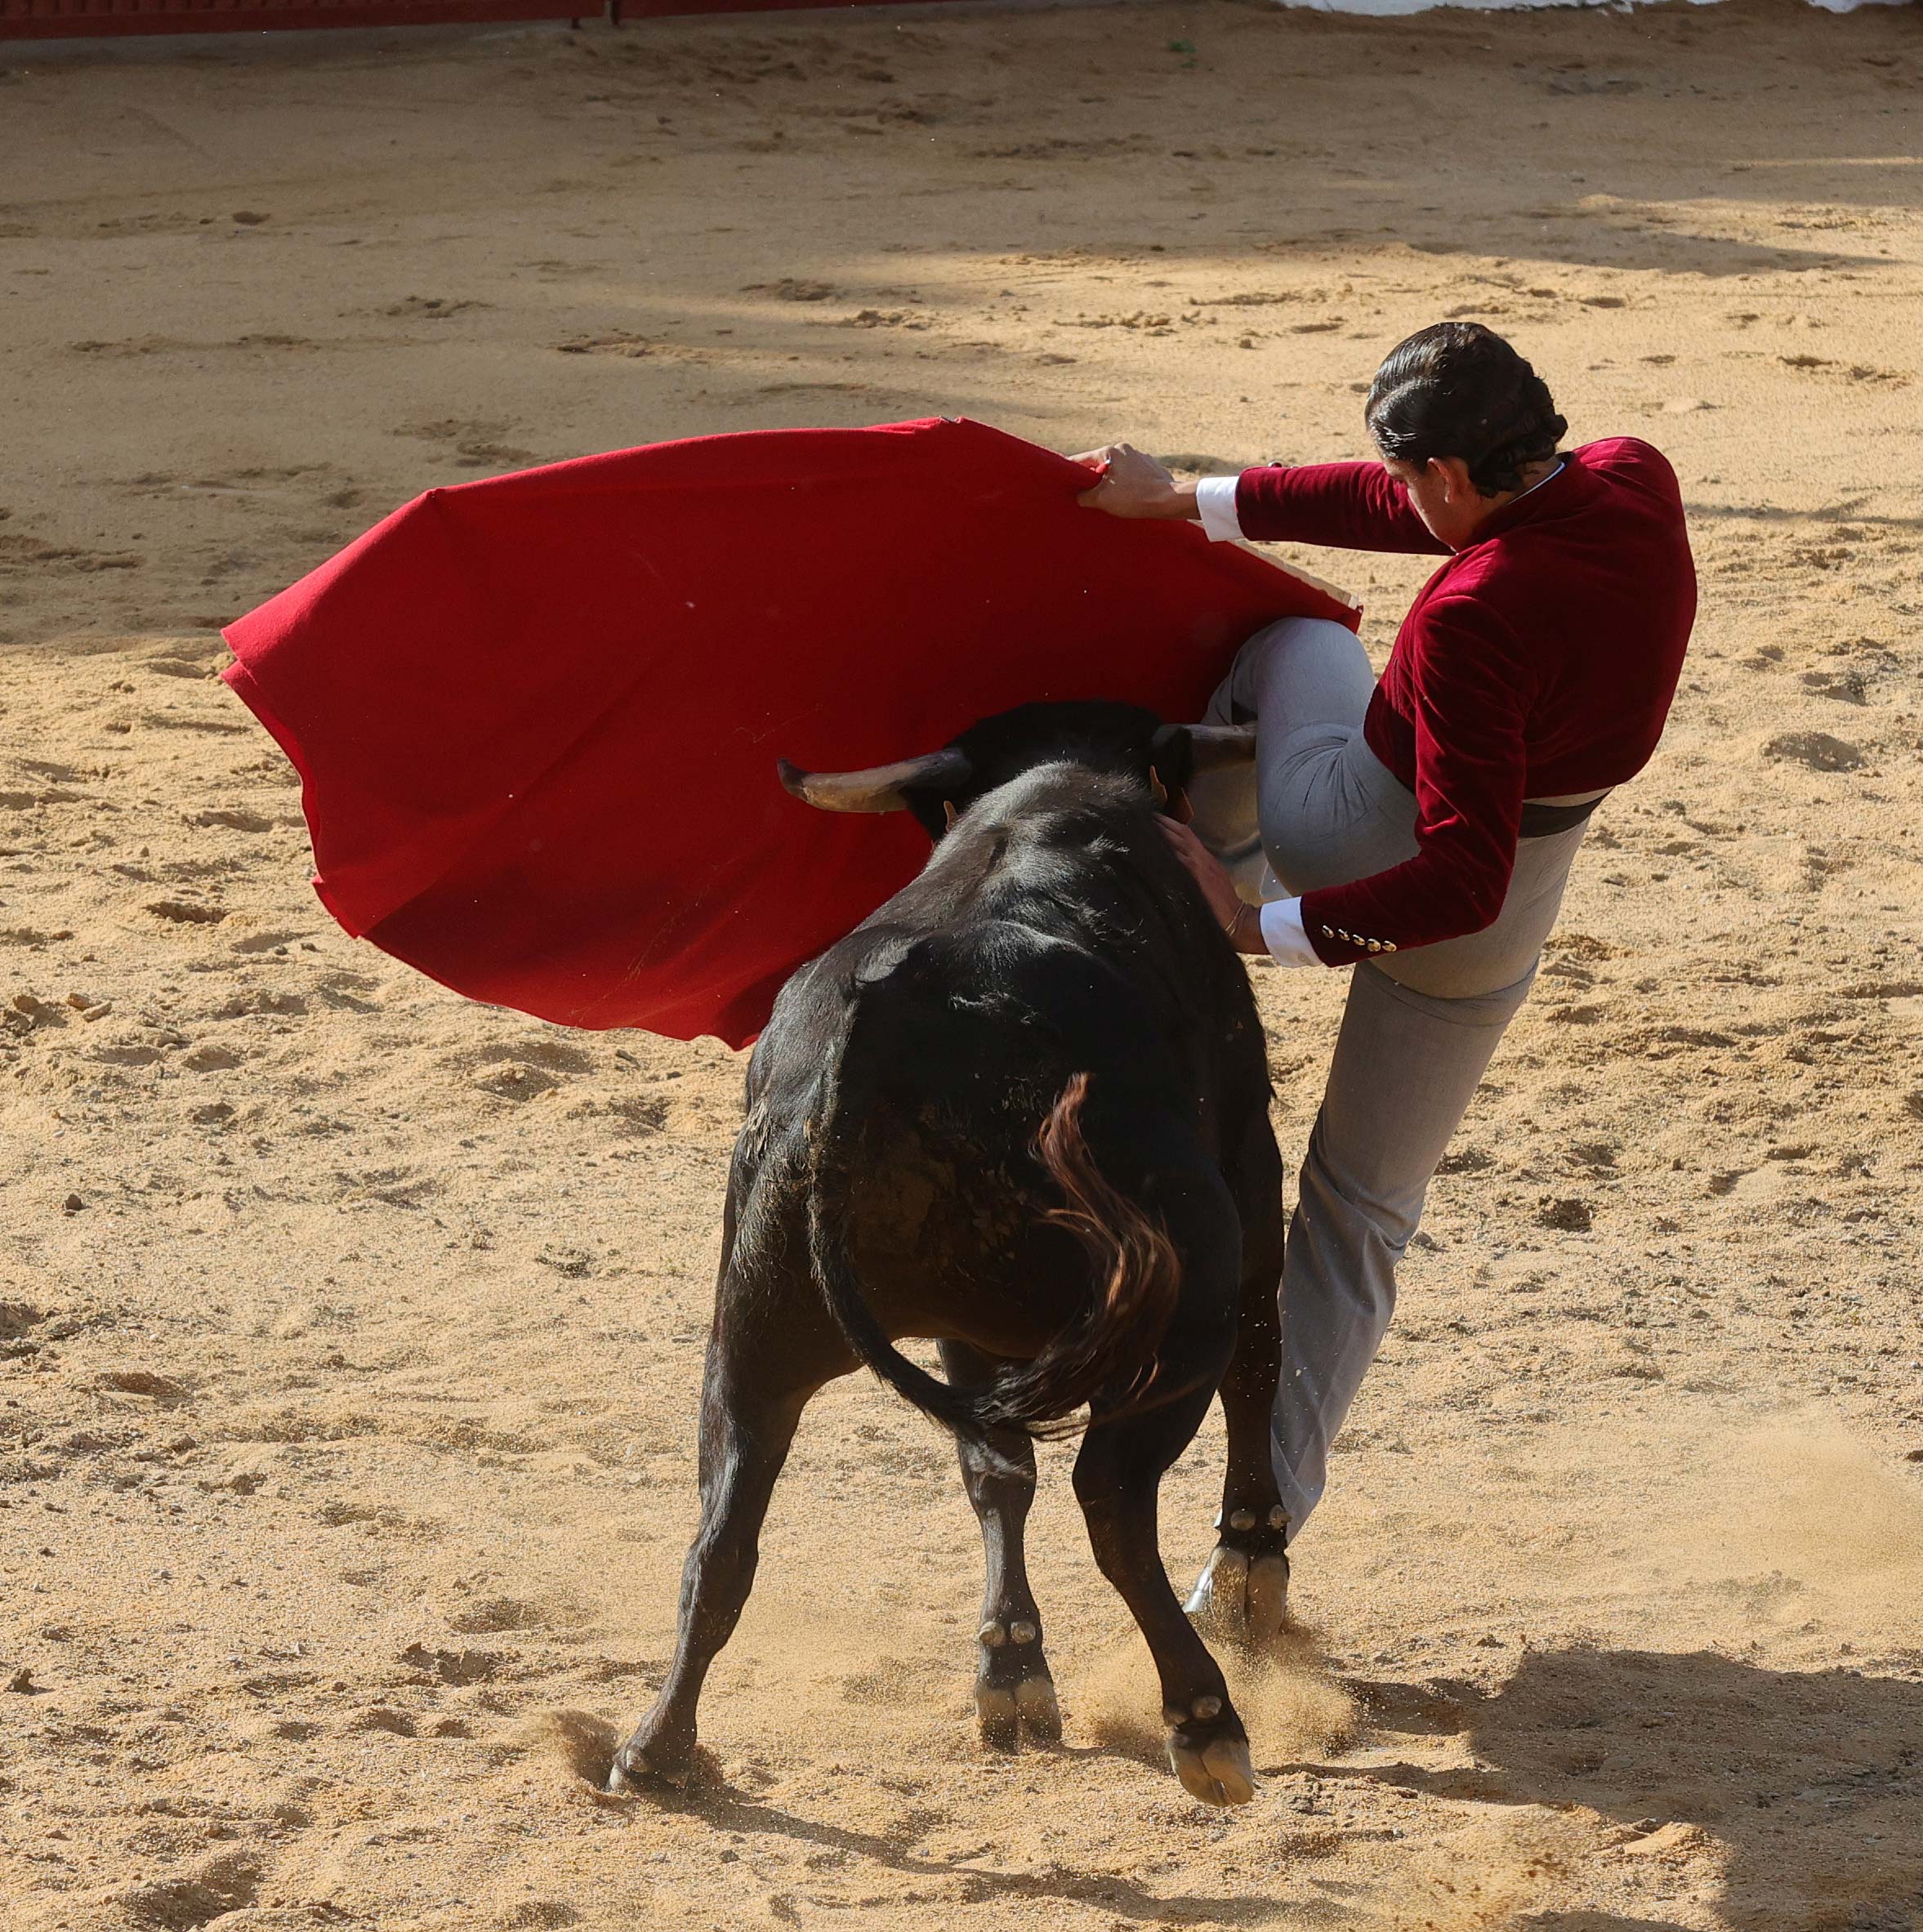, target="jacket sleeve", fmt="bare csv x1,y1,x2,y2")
1234,462,1450,556
1296,596,1534,966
